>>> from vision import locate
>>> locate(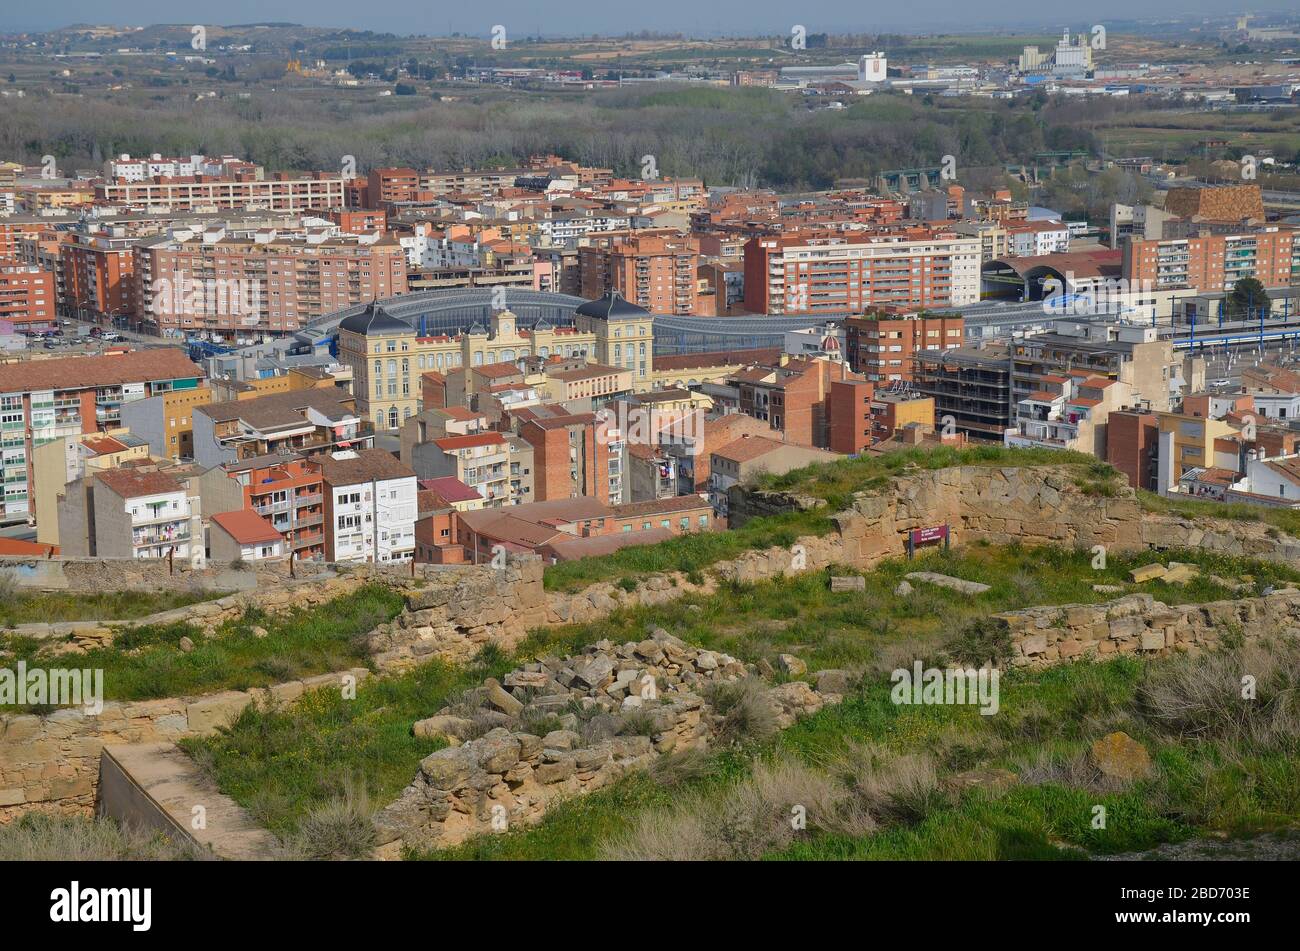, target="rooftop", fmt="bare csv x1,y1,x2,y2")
0,348,202,393
211,509,283,545
316,448,415,486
